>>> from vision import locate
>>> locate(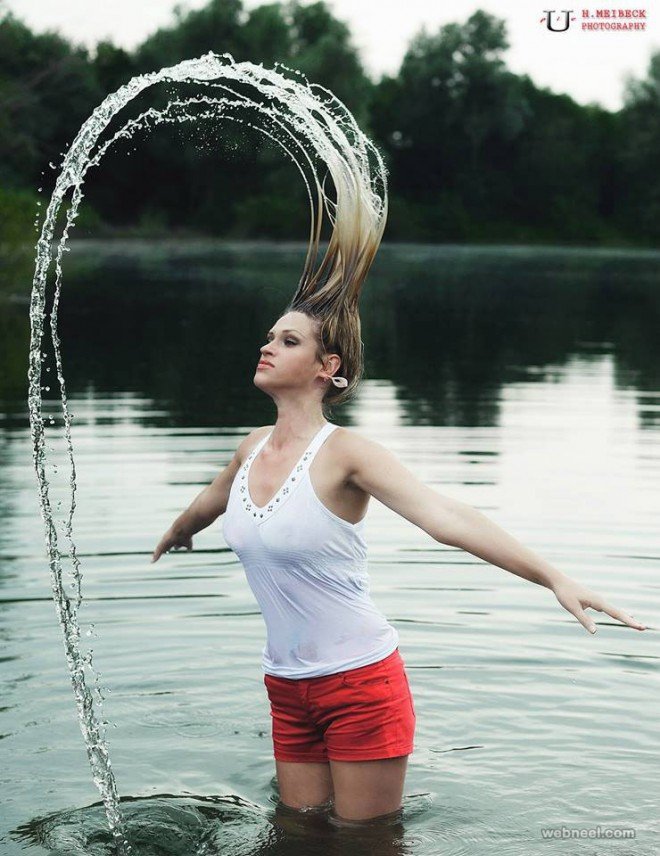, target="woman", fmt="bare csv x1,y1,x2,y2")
150,101,645,826
151,302,646,826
